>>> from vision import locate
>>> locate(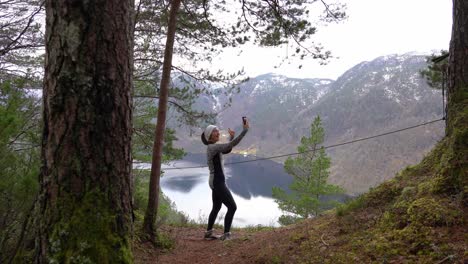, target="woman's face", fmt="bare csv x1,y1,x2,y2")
210,128,220,143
